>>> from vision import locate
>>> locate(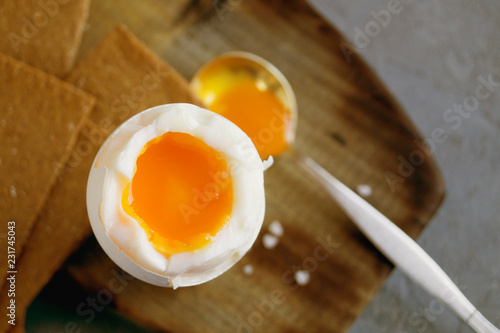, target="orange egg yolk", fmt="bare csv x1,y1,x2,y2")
121,132,233,256
209,79,290,159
